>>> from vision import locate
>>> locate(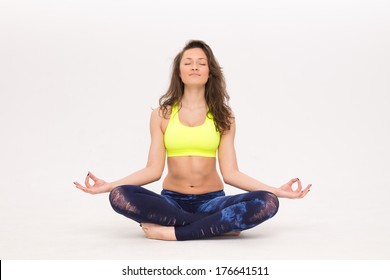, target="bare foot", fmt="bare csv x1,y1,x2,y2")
141,223,177,241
